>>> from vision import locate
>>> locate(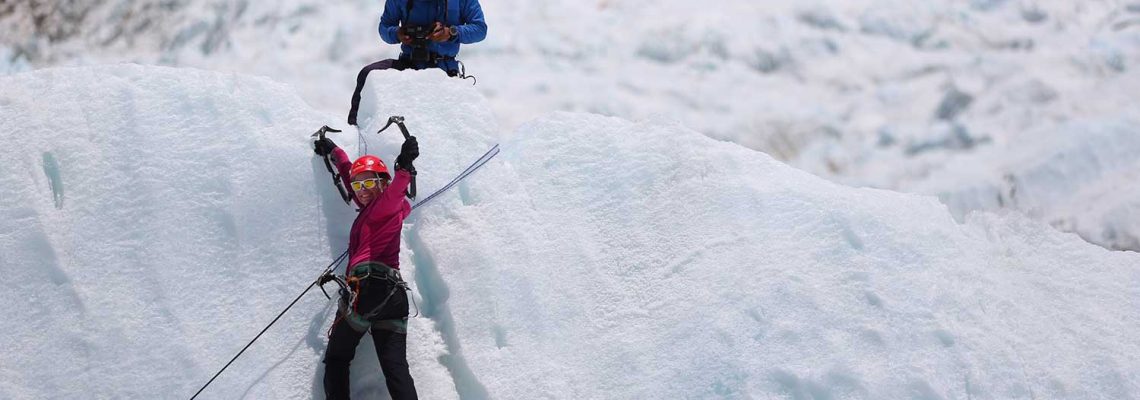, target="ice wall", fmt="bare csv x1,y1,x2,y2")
0,65,460,399
362,75,1140,398
1,65,1138,399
